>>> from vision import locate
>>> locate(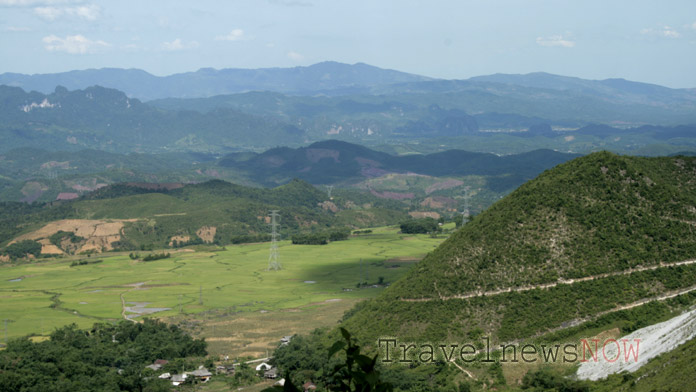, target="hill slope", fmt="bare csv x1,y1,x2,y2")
219,140,579,186
0,179,408,256
341,152,696,345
